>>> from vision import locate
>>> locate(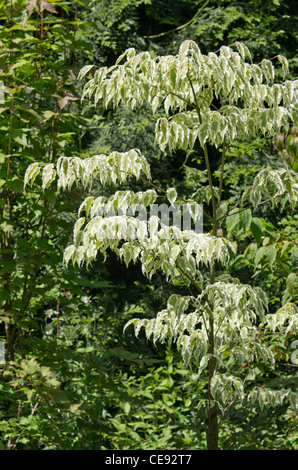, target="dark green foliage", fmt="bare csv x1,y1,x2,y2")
0,0,297,451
